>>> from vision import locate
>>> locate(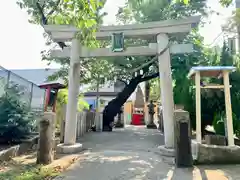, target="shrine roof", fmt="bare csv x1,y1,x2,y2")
187,66,236,78
38,81,66,89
